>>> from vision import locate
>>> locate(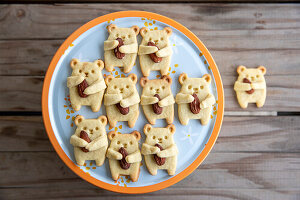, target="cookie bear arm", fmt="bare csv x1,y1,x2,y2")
141,143,160,155
104,93,122,106
70,135,88,147
104,40,119,50
138,45,158,55
141,95,159,105
251,82,266,90
200,93,216,109
234,81,252,91
67,76,85,88
157,144,178,158
125,151,142,163
85,135,108,152
158,94,175,107
119,43,138,54
175,93,194,104
120,92,140,108
84,79,107,95
155,46,172,57
106,148,123,160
